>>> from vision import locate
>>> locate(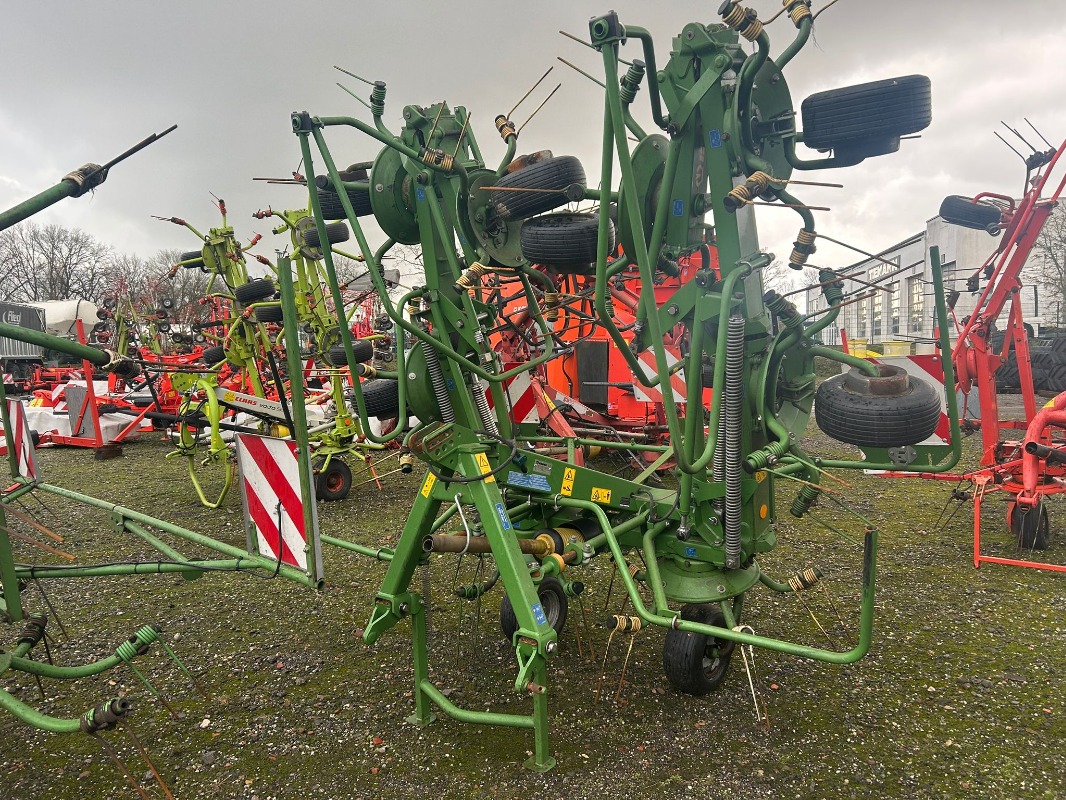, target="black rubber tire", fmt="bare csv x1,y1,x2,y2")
801,75,931,157
92,321,108,333
180,250,205,269
303,222,350,250
314,458,353,502
939,195,1002,234
102,296,118,310
662,603,735,696
327,340,374,366
160,297,176,310
254,304,285,323
96,309,110,320
155,308,169,320
815,364,941,448
1011,501,1051,550
500,576,568,642
315,167,373,220
361,378,400,418
490,155,586,221
157,322,171,333
234,278,276,304
201,345,226,366
520,212,616,274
